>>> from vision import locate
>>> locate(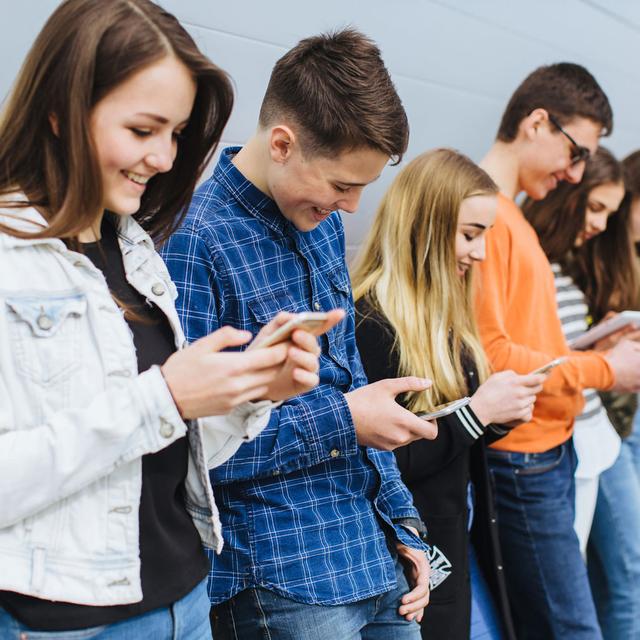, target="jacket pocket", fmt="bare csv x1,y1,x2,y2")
247,289,298,326
5,291,87,386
